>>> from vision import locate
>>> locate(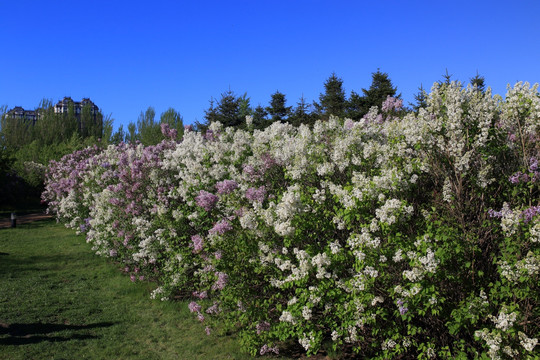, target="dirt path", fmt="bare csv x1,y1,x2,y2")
0,213,54,229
